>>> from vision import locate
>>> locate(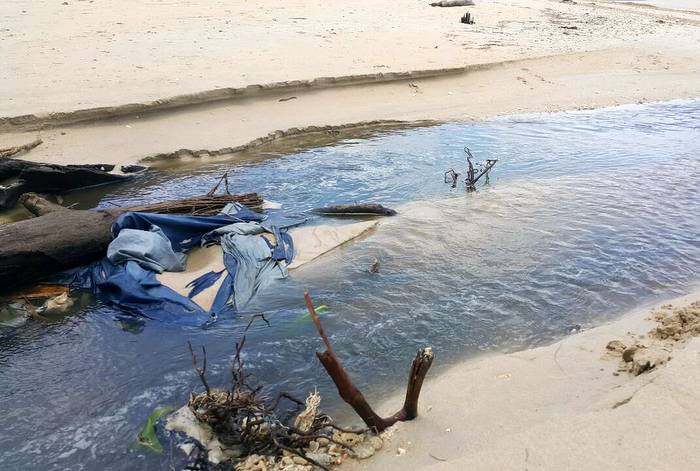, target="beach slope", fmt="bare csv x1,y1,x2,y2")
345,292,700,471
